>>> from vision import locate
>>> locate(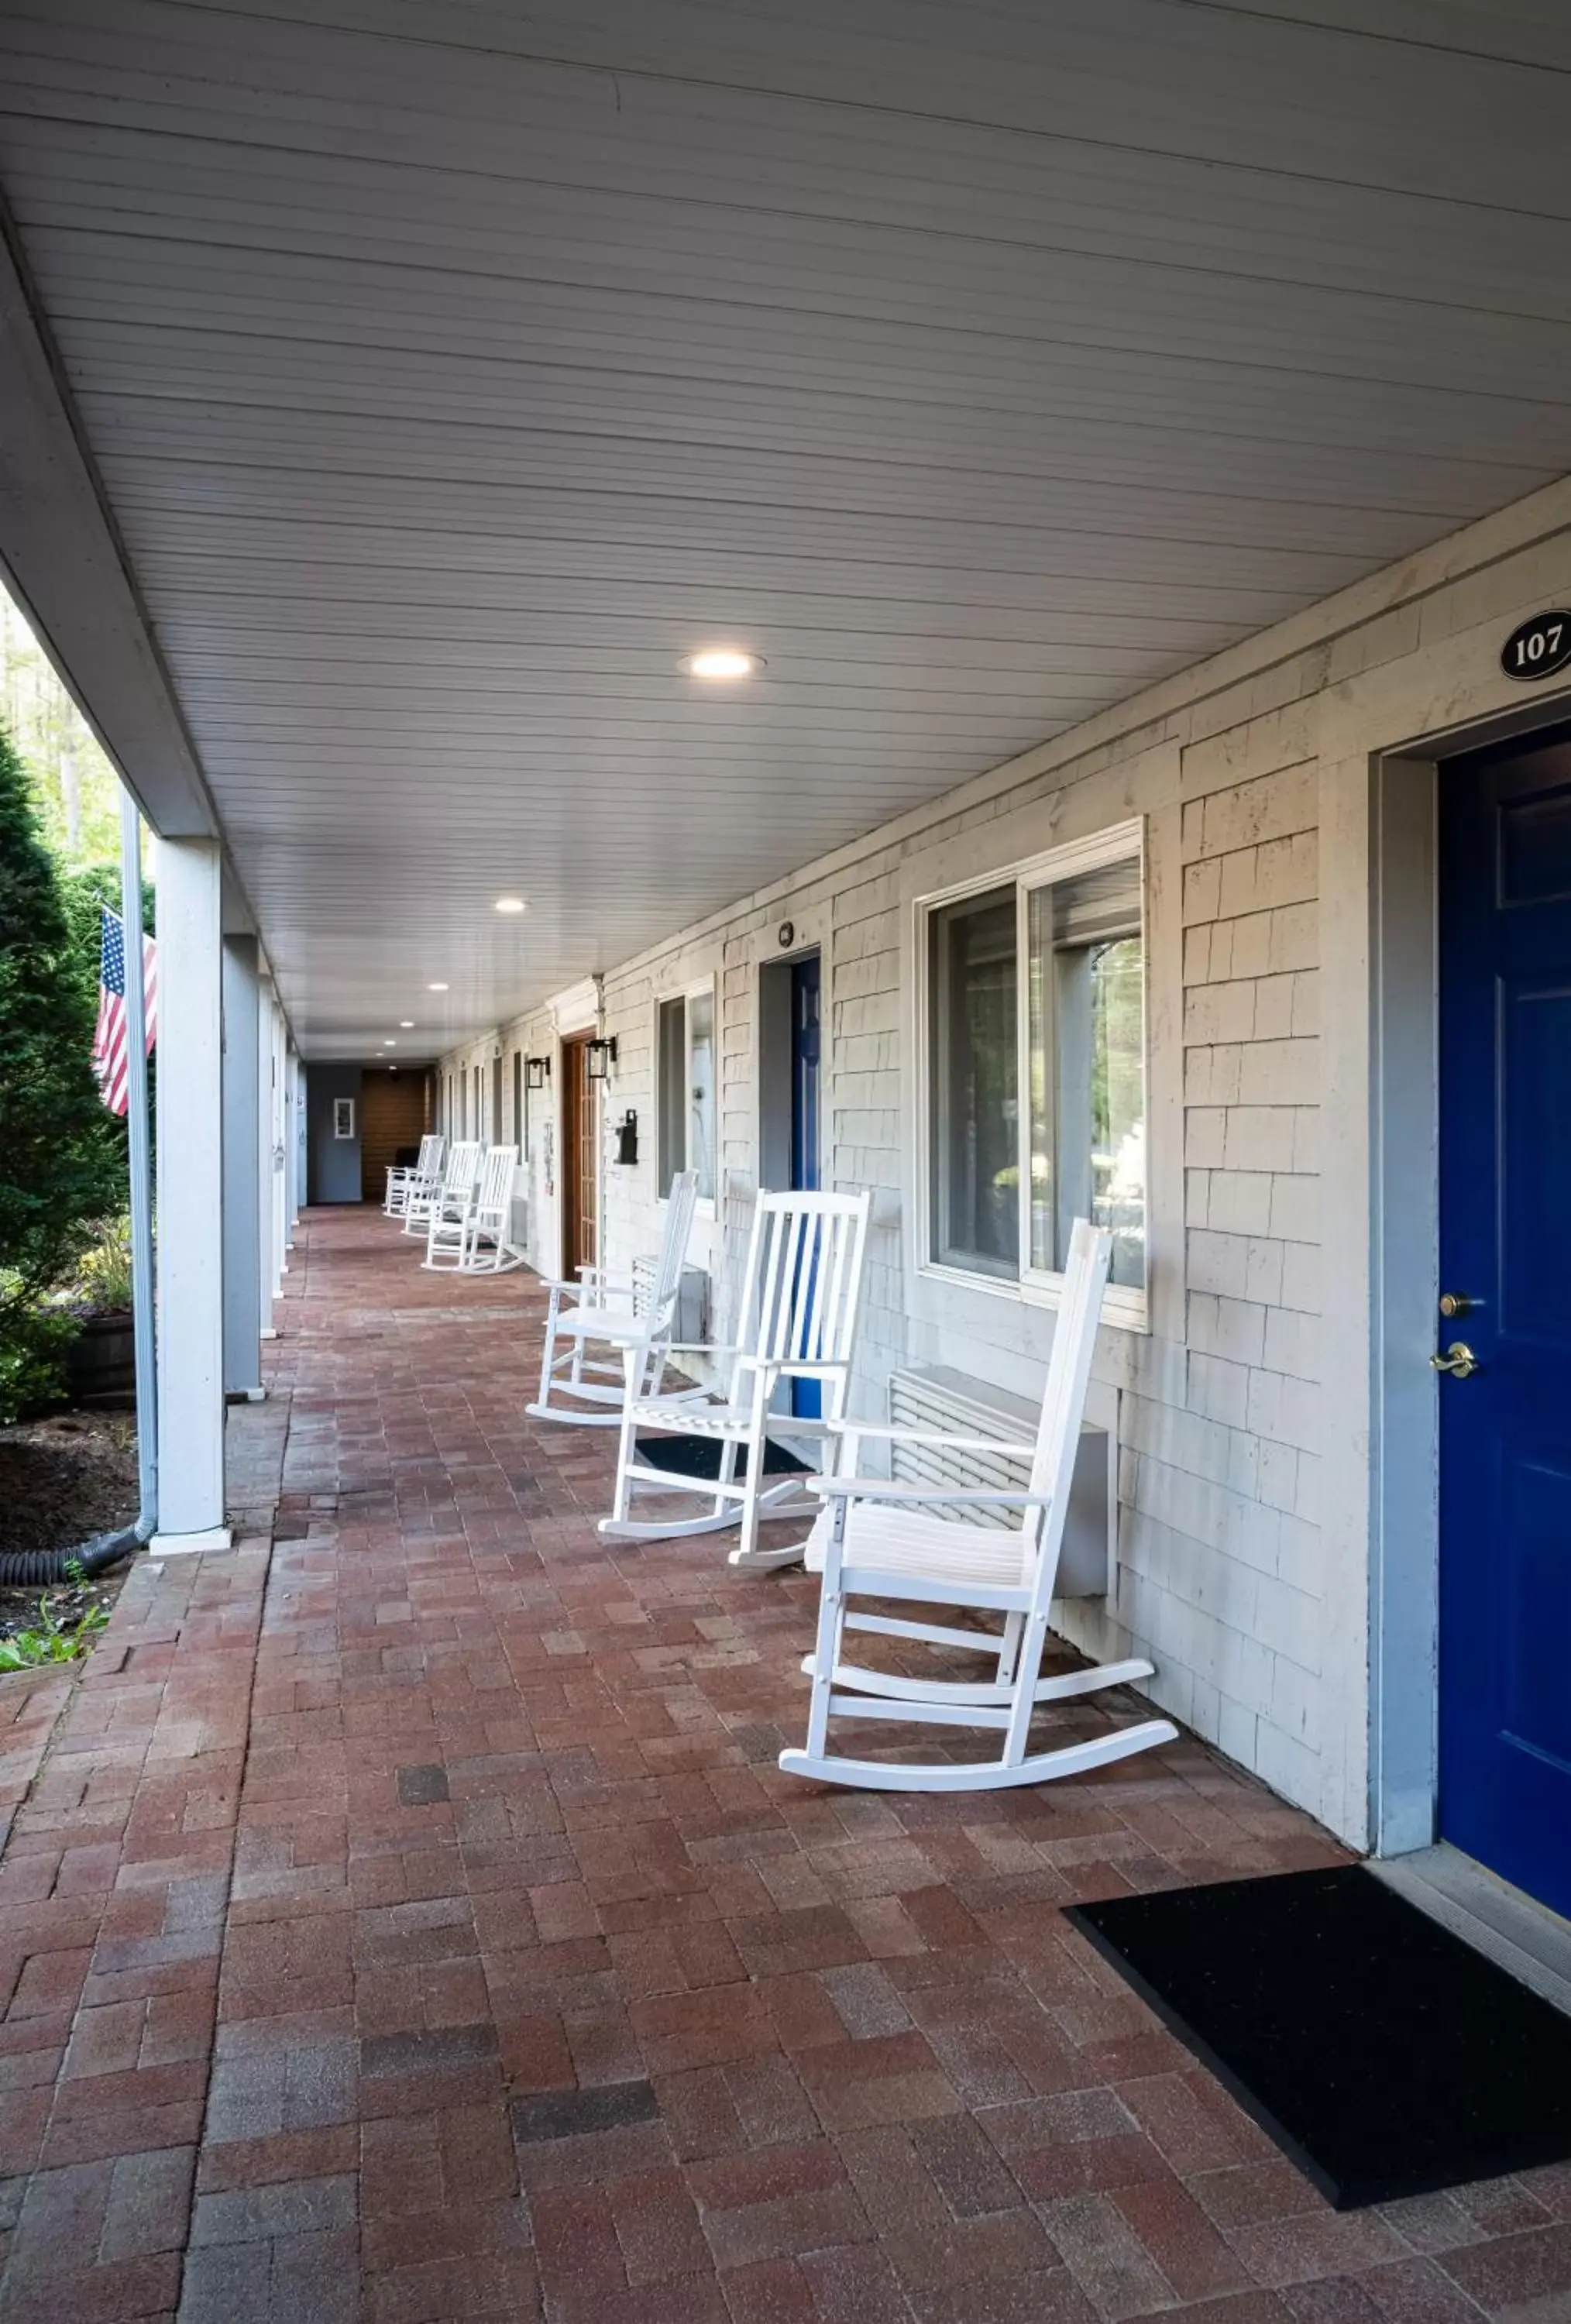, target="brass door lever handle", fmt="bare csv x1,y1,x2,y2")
1430,1342,1480,1379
